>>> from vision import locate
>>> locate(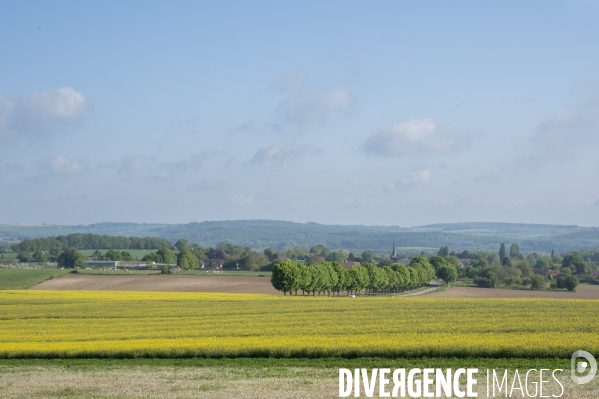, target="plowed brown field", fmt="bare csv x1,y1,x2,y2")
29,274,280,294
